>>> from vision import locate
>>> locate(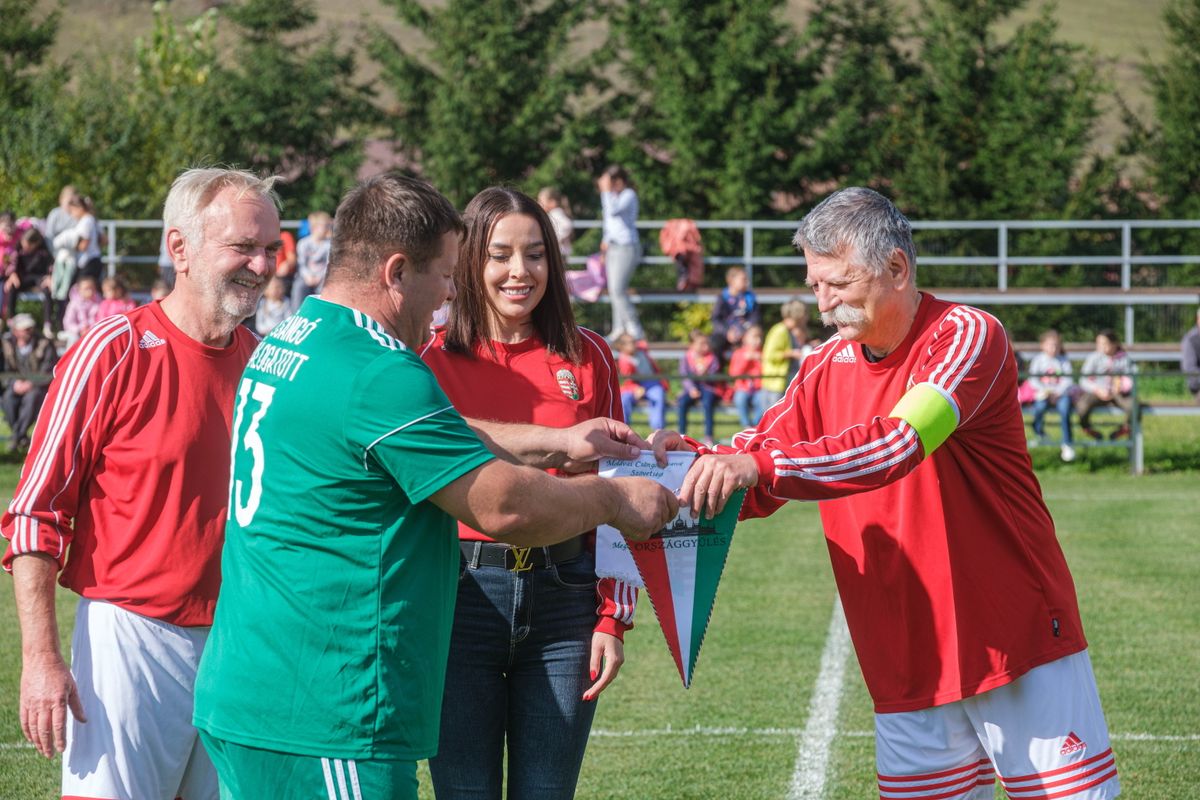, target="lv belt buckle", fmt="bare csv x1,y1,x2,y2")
509,547,534,572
